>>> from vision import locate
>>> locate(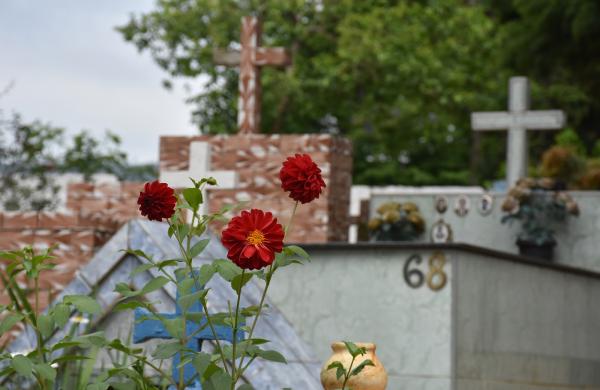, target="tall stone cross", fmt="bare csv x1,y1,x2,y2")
471,76,566,186
133,277,245,389
214,16,292,133
160,141,238,215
